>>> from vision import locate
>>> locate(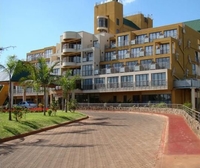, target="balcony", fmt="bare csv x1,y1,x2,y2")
62,61,77,67
63,31,80,41
111,54,117,60
174,79,200,88
82,81,168,92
